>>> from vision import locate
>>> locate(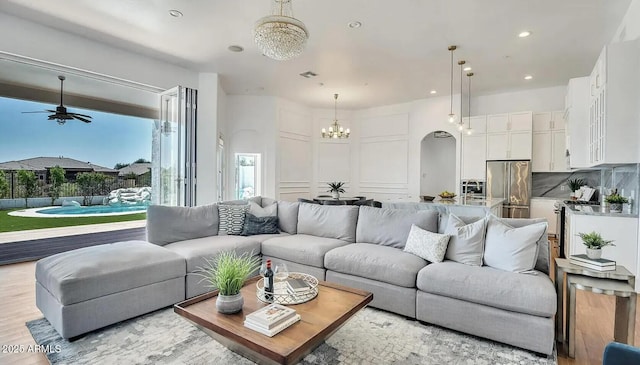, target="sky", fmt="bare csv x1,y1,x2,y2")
0,97,153,169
